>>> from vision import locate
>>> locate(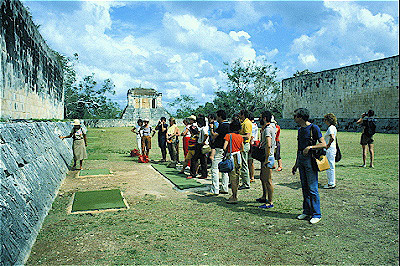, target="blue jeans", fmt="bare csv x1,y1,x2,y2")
297,152,321,218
